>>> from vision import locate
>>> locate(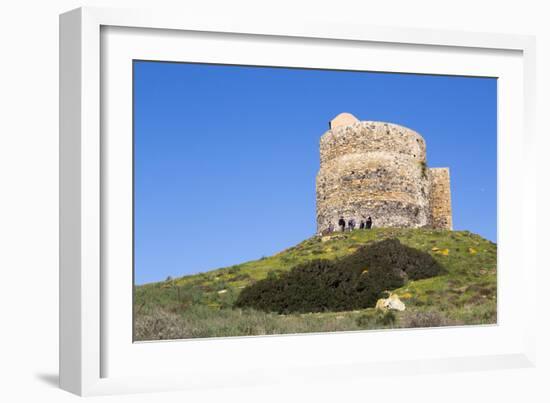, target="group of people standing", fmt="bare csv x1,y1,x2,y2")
325,216,373,234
